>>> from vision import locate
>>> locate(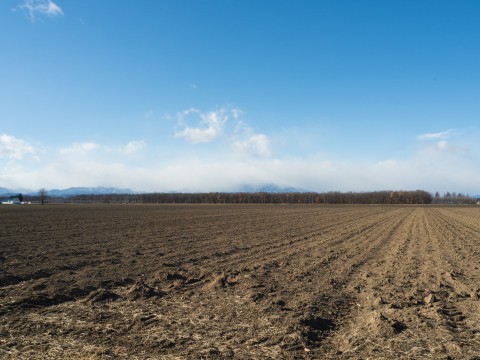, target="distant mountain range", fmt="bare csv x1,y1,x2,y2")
46,187,136,197
1,186,477,197
0,184,307,197
0,186,136,197
236,183,307,193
